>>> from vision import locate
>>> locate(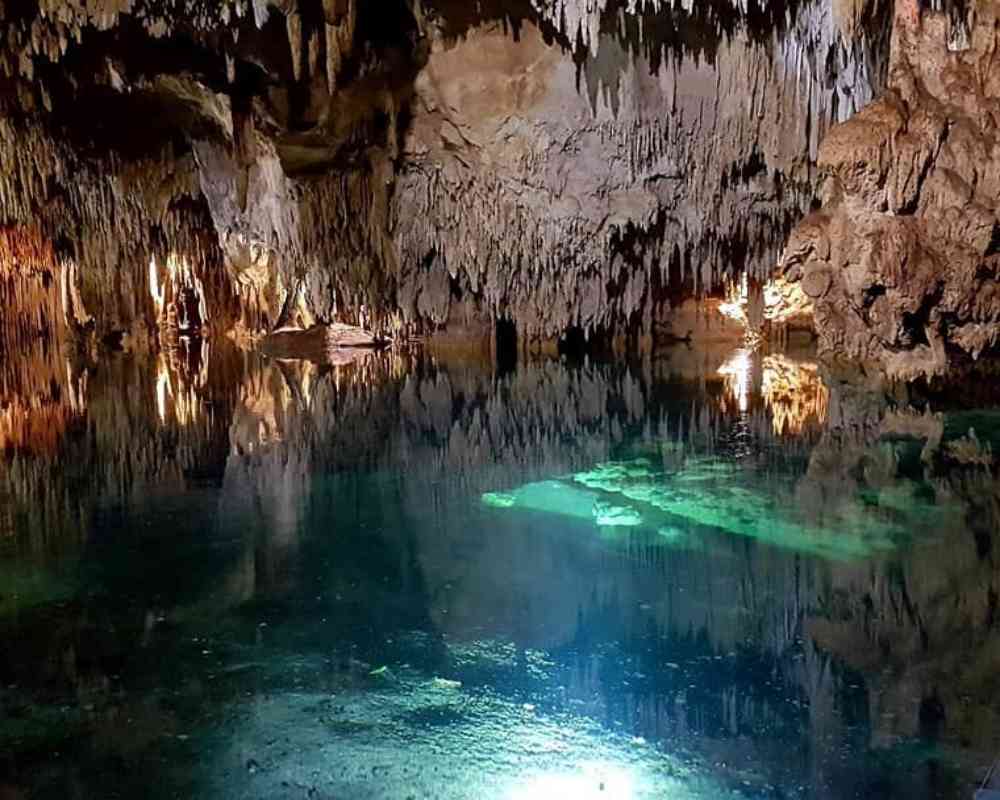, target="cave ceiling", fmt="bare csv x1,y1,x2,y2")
0,0,892,341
